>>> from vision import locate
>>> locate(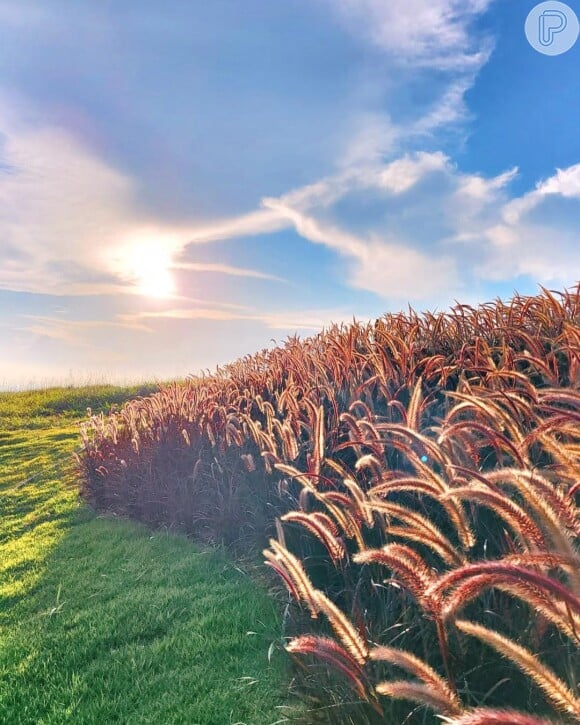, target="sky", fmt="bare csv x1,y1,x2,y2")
1,0,579,388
